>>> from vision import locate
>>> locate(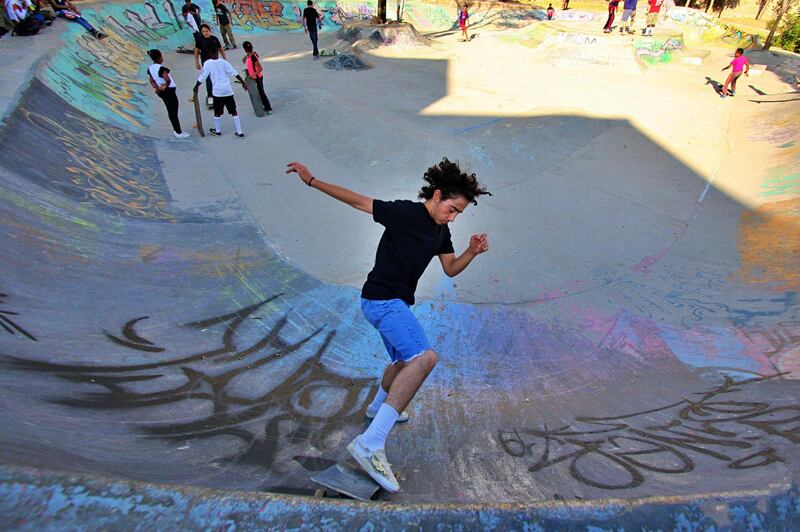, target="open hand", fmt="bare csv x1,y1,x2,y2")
469,233,489,255
286,162,314,185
